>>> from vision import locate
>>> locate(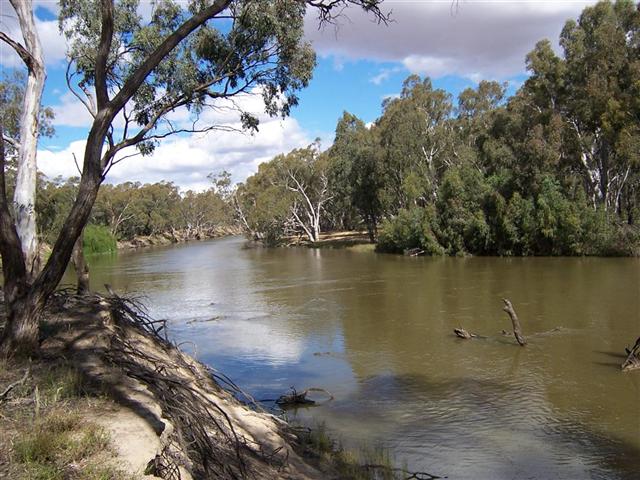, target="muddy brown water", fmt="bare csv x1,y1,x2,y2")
74,236,640,479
